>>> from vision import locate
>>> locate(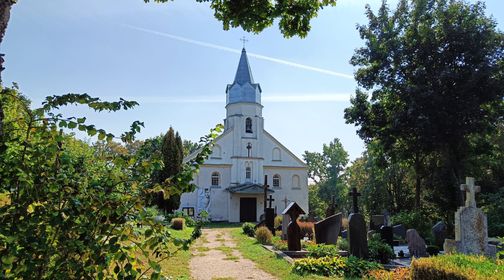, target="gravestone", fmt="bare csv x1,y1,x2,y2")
393,224,407,240
282,202,306,251
432,221,447,249
341,229,347,239
314,213,342,245
380,225,394,249
406,229,428,257
348,188,368,259
370,215,385,231
444,177,496,257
